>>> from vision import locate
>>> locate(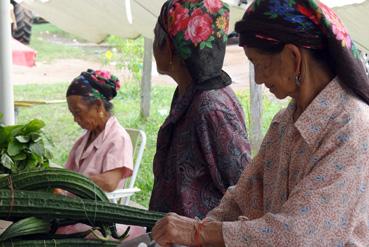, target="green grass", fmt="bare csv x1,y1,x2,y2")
14,82,287,207
30,23,100,62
